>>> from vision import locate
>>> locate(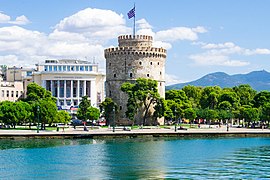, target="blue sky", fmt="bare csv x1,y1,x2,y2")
0,0,270,85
